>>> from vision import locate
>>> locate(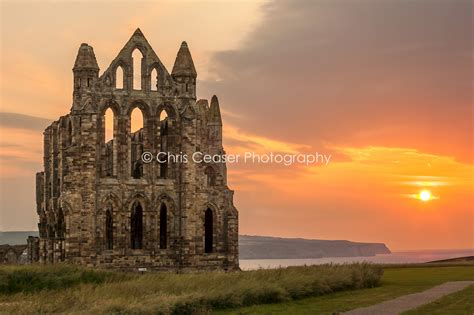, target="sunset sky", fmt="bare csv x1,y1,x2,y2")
0,0,472,251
